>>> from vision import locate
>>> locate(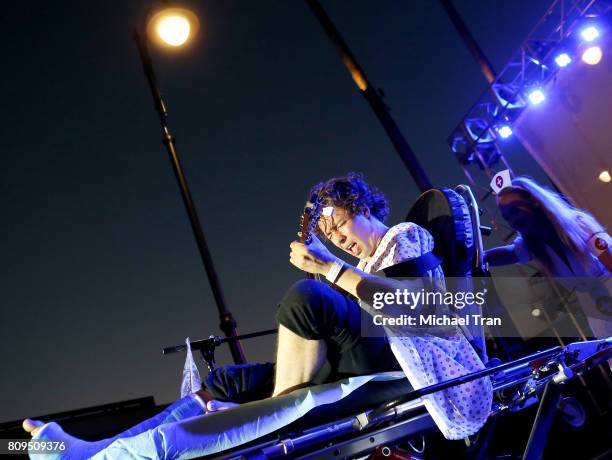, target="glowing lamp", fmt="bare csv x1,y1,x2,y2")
528,89,545,105
497,125,513,139
581,26,600,42
599,170,611,183
147,7,200,48
582,46,603,65
554,53,572,67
